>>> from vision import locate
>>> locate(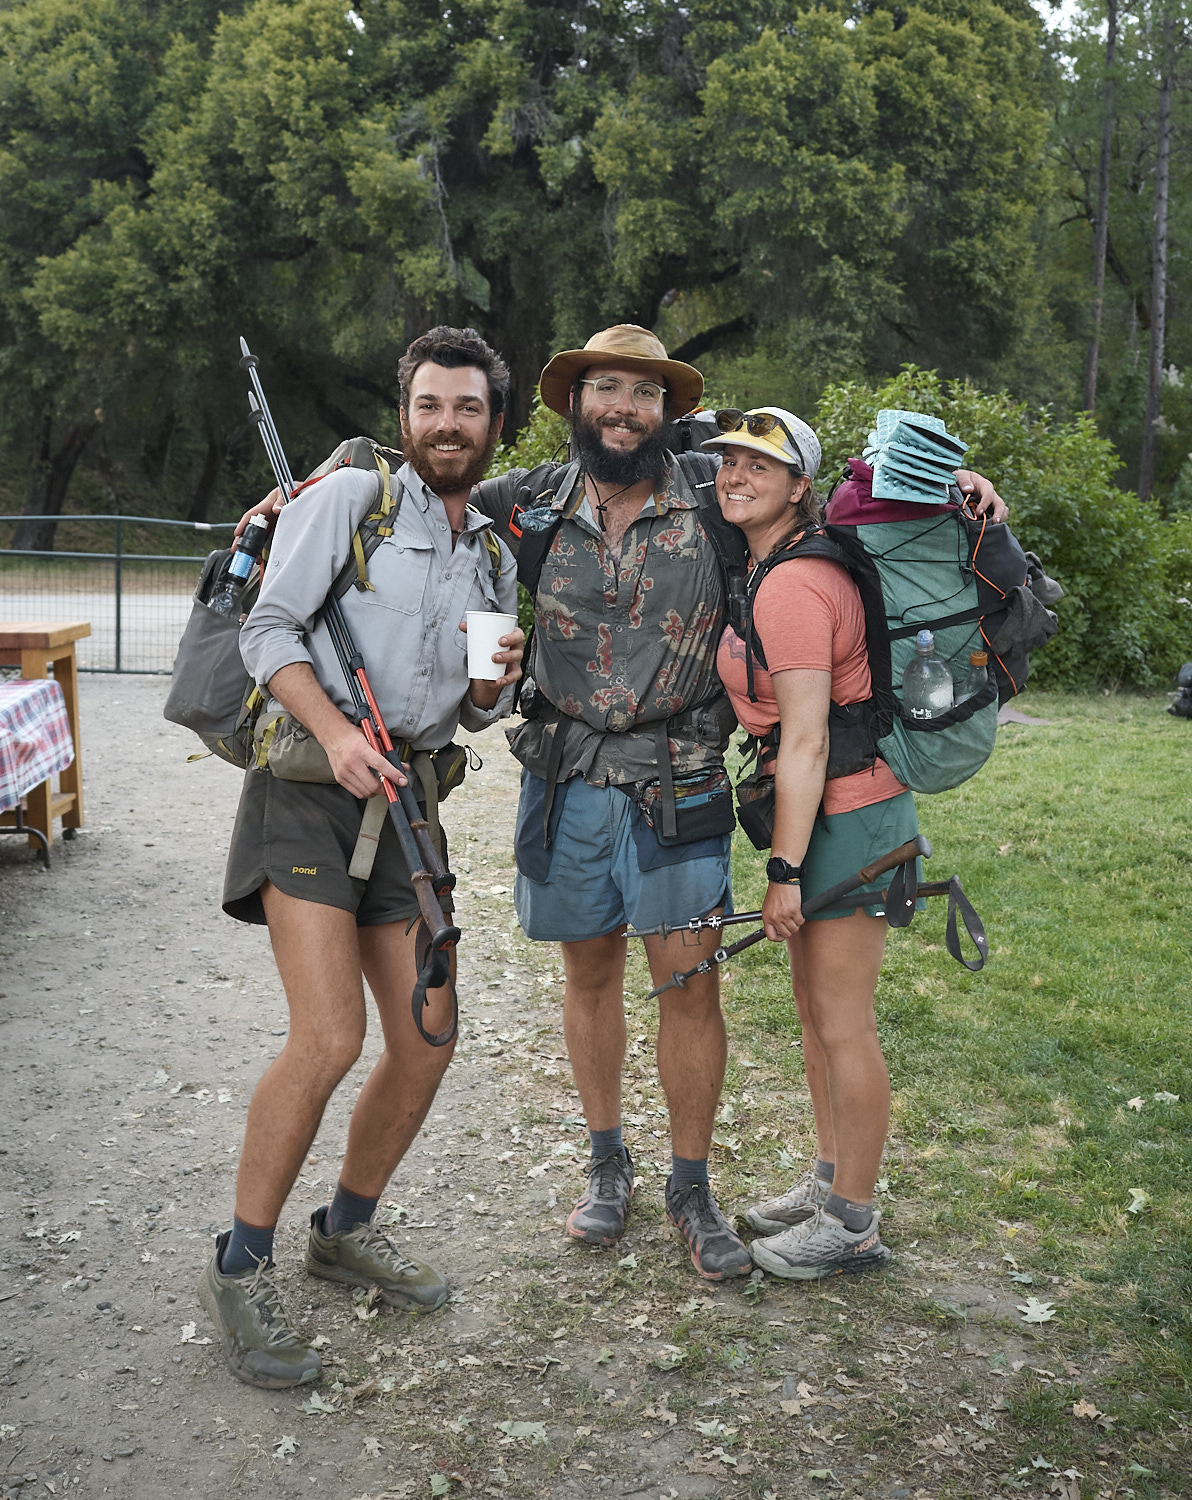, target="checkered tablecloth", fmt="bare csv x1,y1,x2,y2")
0,678,75,815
